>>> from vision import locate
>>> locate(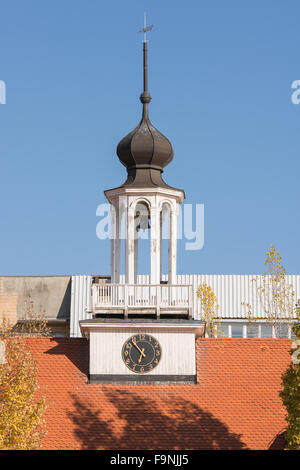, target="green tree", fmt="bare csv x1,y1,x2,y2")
279,301,300,450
